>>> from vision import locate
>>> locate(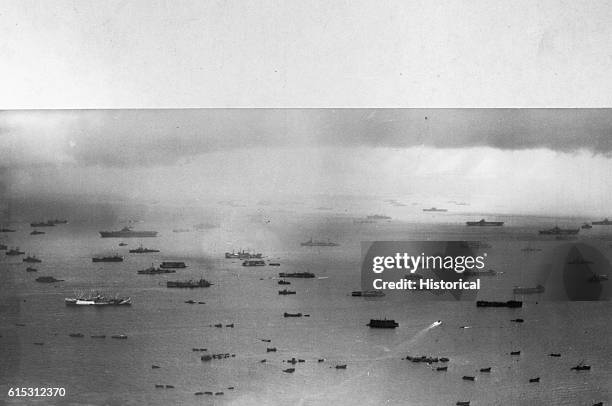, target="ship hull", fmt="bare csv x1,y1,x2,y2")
166,279,211,288
65,298,131,306
367,319,399,328
538,229,579,235
100,231,158,238
278,272,315,278
159,262,186,268
466,221,504,226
